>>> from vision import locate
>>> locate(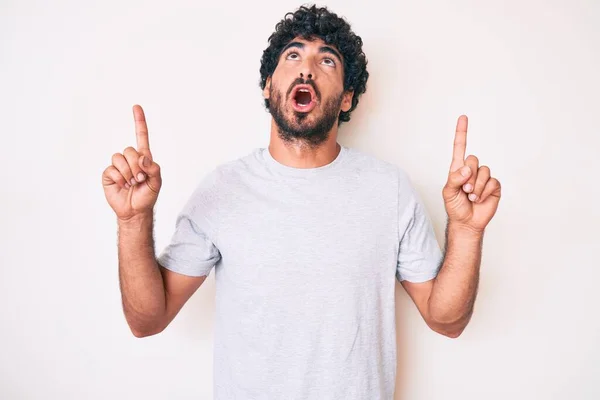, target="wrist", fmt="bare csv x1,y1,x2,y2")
118,211,154,229
447,221,484,241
